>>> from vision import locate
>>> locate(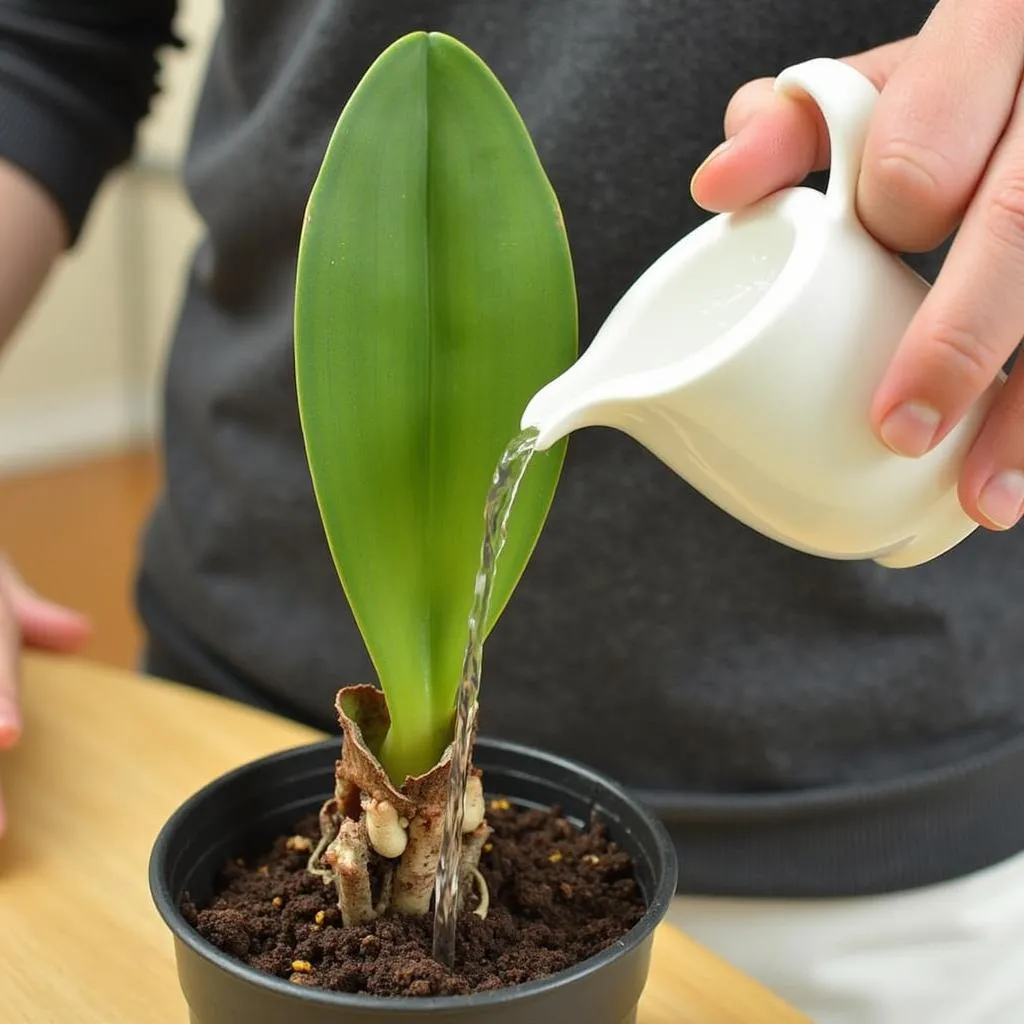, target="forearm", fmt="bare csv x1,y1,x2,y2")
0,2,180,245
0,2,180,352
0,157,66,350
